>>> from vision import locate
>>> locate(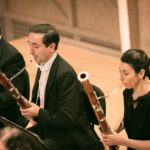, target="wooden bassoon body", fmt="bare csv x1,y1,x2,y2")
0,71,36,127
78,71,119,150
